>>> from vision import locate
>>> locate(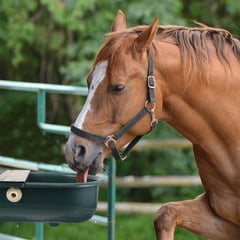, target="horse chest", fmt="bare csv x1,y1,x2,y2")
208,191,240,226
